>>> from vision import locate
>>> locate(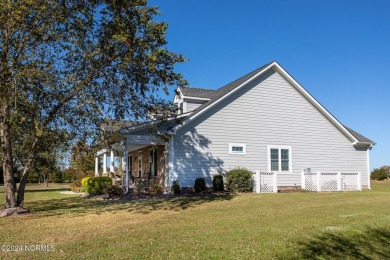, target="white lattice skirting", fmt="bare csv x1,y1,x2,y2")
252,171,277,193
301,172,361,192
